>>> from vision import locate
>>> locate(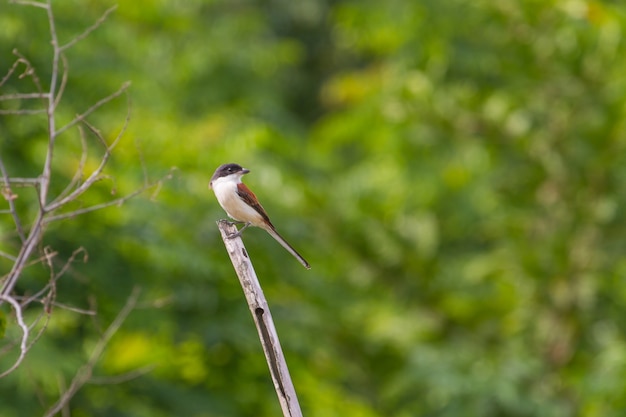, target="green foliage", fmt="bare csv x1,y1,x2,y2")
2,0,626,416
